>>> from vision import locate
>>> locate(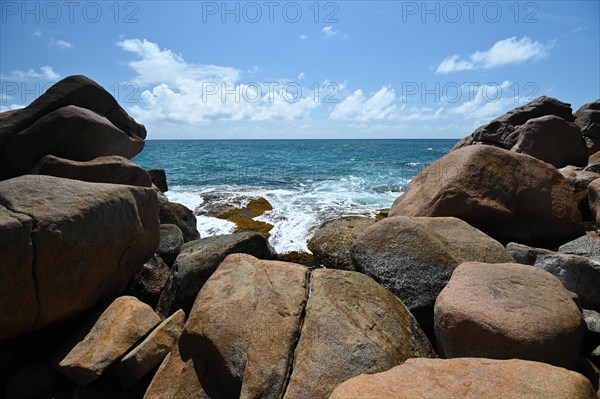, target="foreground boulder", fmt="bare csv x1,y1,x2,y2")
510,115,586,167
147,254,434,398
0,75,146,178
435,262,584,369
3,105,144,177
308,216,376,270
389,145,584,247
156,232,276,317
329,358,597,399
351,216,513,332
31,155,152,187
452,96,575,150
159,201,200,243
0,176,159,340
507,242,600,311
54,296,161,386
